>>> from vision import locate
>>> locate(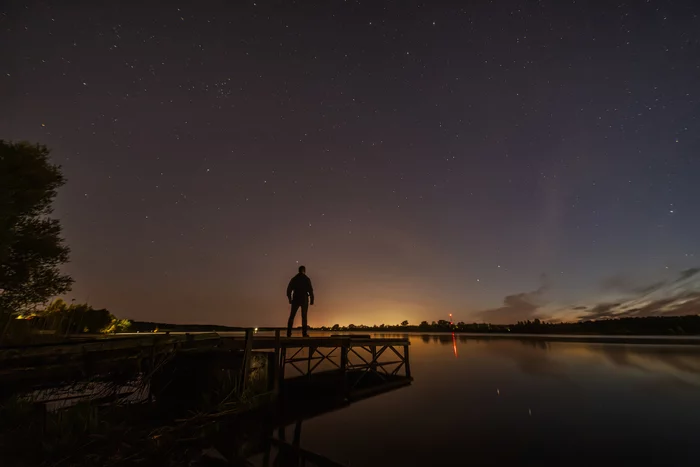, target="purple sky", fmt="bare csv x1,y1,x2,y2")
2,0,699,326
